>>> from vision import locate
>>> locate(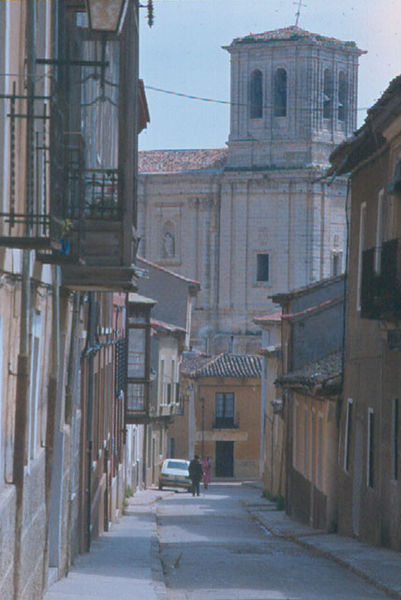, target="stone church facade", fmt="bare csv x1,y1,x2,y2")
138,26,365,353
